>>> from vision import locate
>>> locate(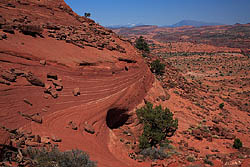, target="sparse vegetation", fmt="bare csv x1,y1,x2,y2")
140,147,169,160
186,155,196,162
219,103,224,109
84,13,91,18
135,36,150,53
203,155,214,166
233,138,243,149
204,158,214,166
26,146,96,167
136,102,178,149
150,59,165,75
